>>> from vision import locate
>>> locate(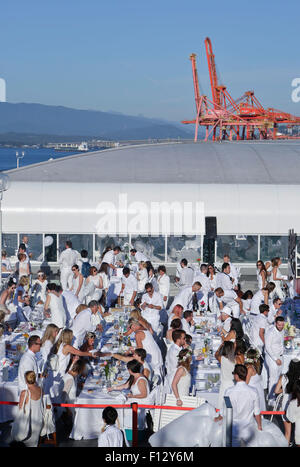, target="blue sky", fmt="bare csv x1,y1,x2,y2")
1,0,300,122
